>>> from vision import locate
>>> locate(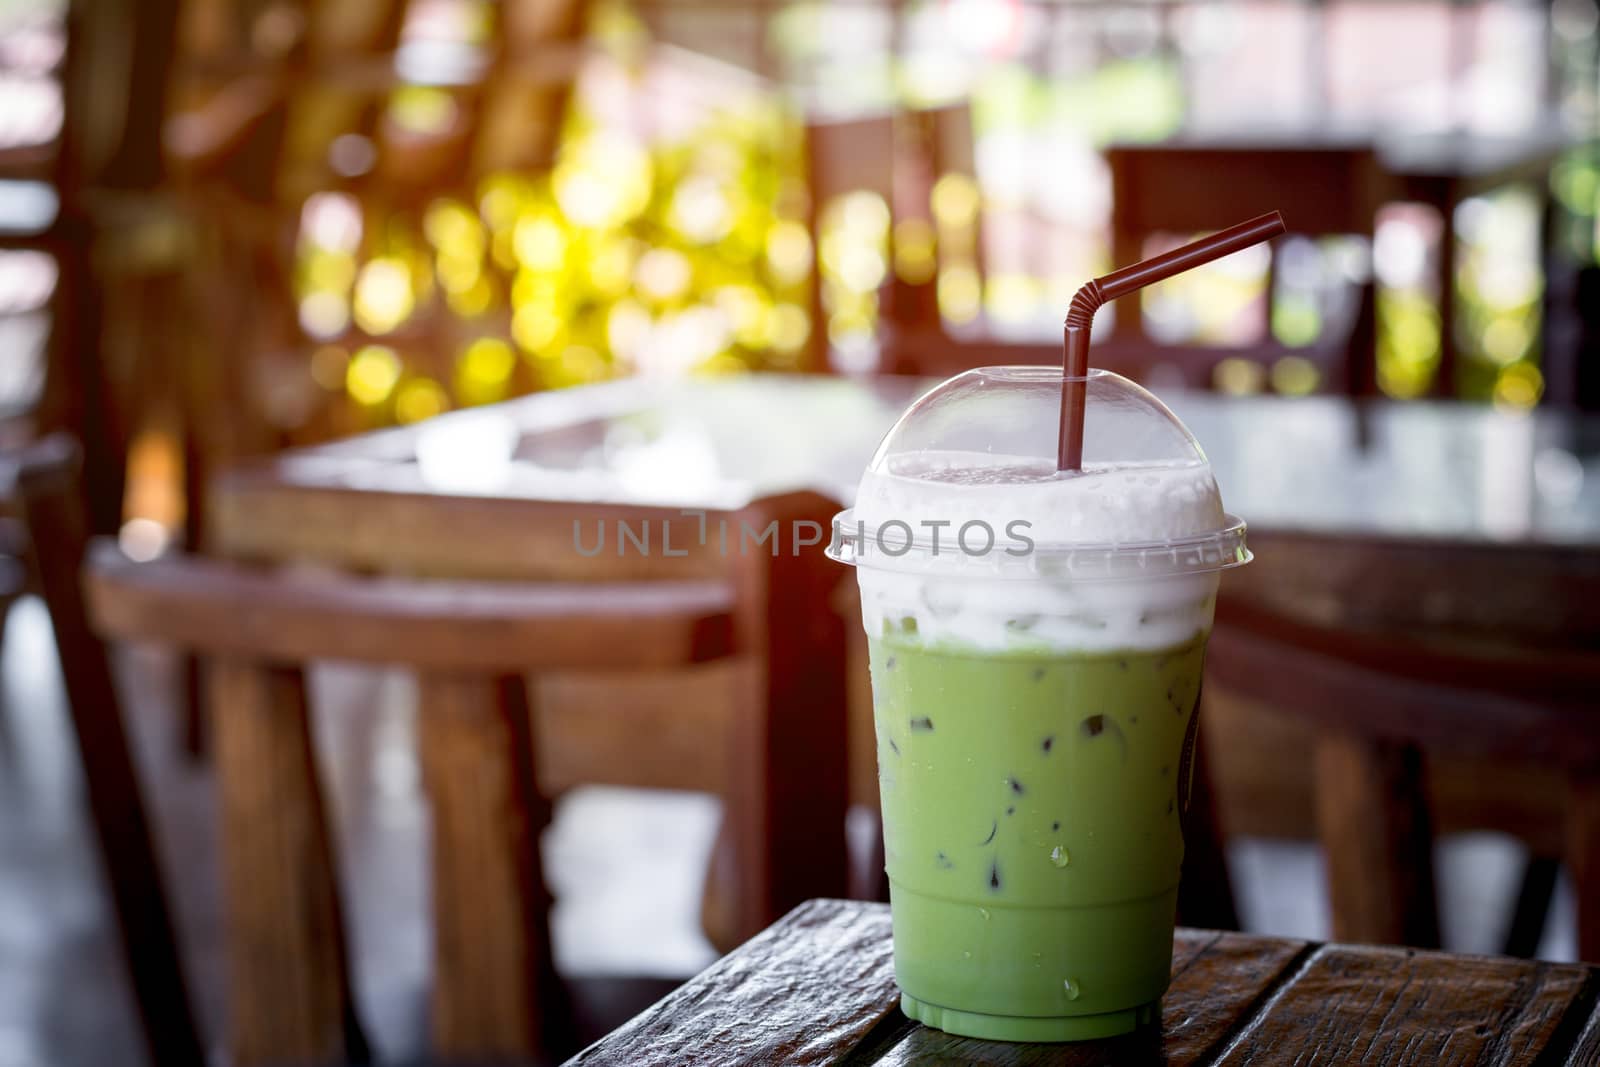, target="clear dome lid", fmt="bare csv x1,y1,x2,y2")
827,367,1250,579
